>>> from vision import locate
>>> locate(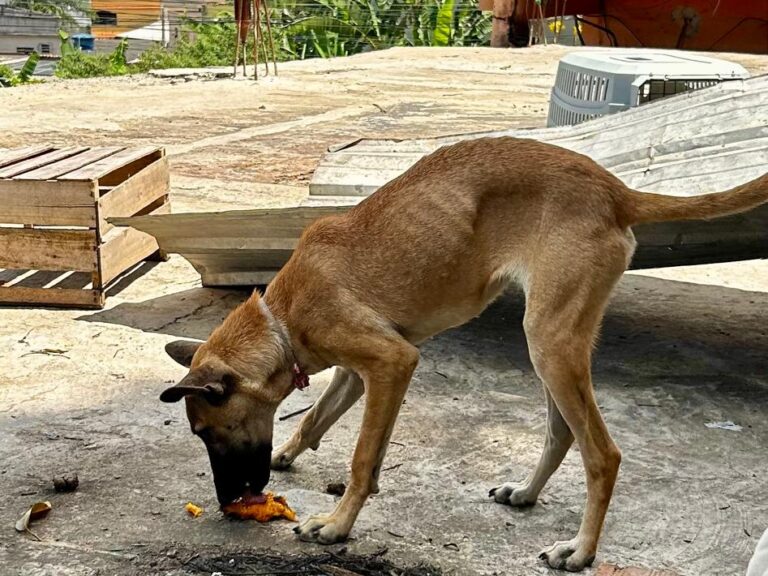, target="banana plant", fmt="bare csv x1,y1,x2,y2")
433,0,456,46
0,52,40,87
